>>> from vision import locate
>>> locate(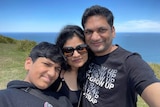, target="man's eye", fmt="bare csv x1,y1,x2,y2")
84,30,93,35
98,28,107,33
